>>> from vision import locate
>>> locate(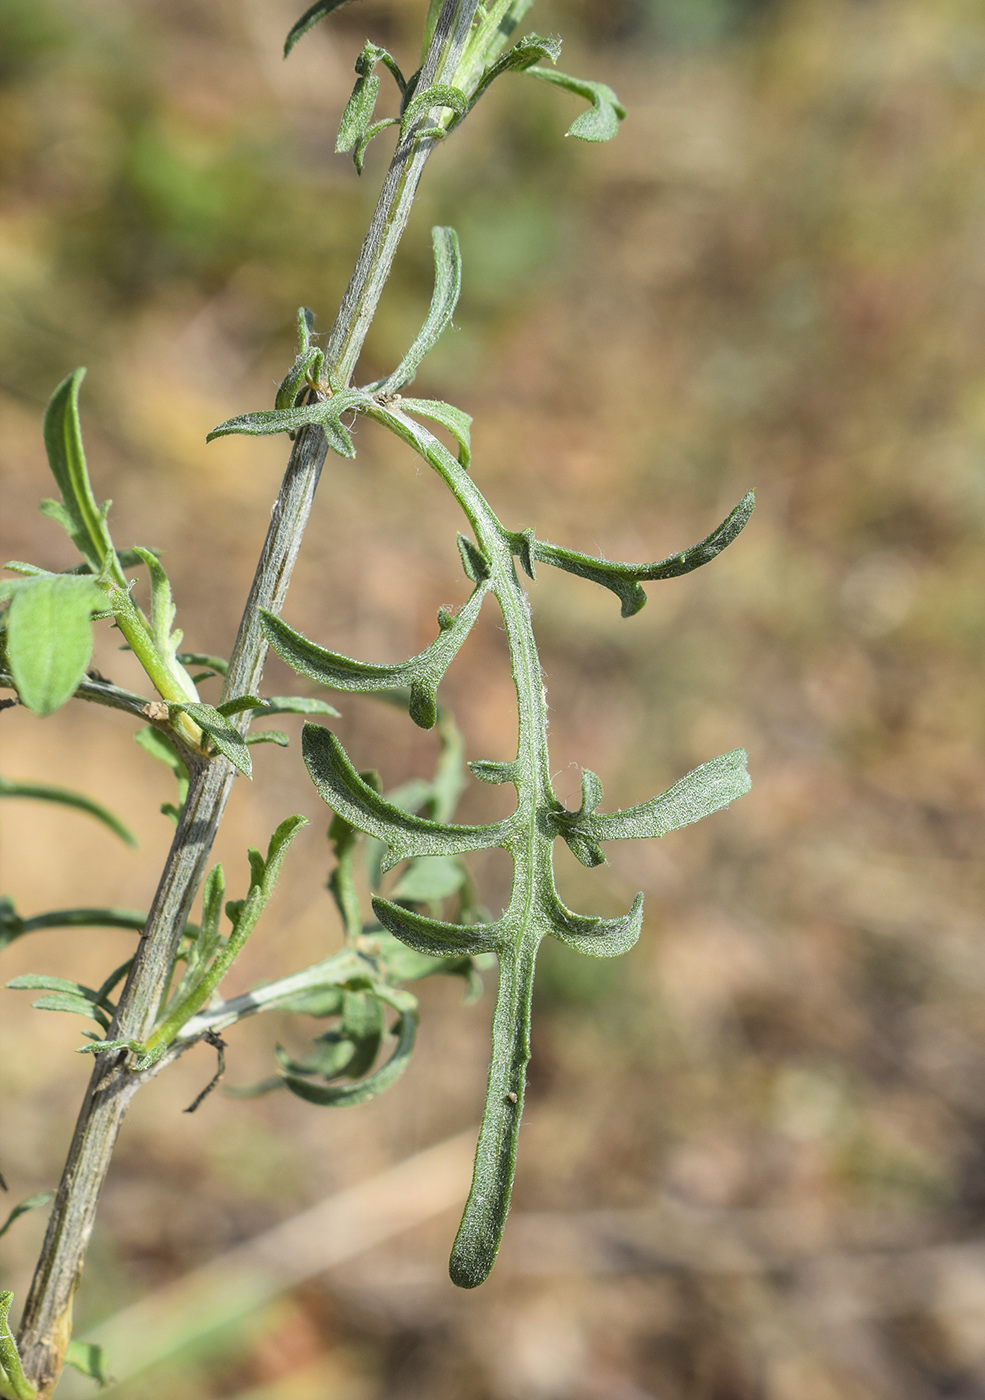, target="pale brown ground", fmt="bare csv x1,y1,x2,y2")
4,2,985,1397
